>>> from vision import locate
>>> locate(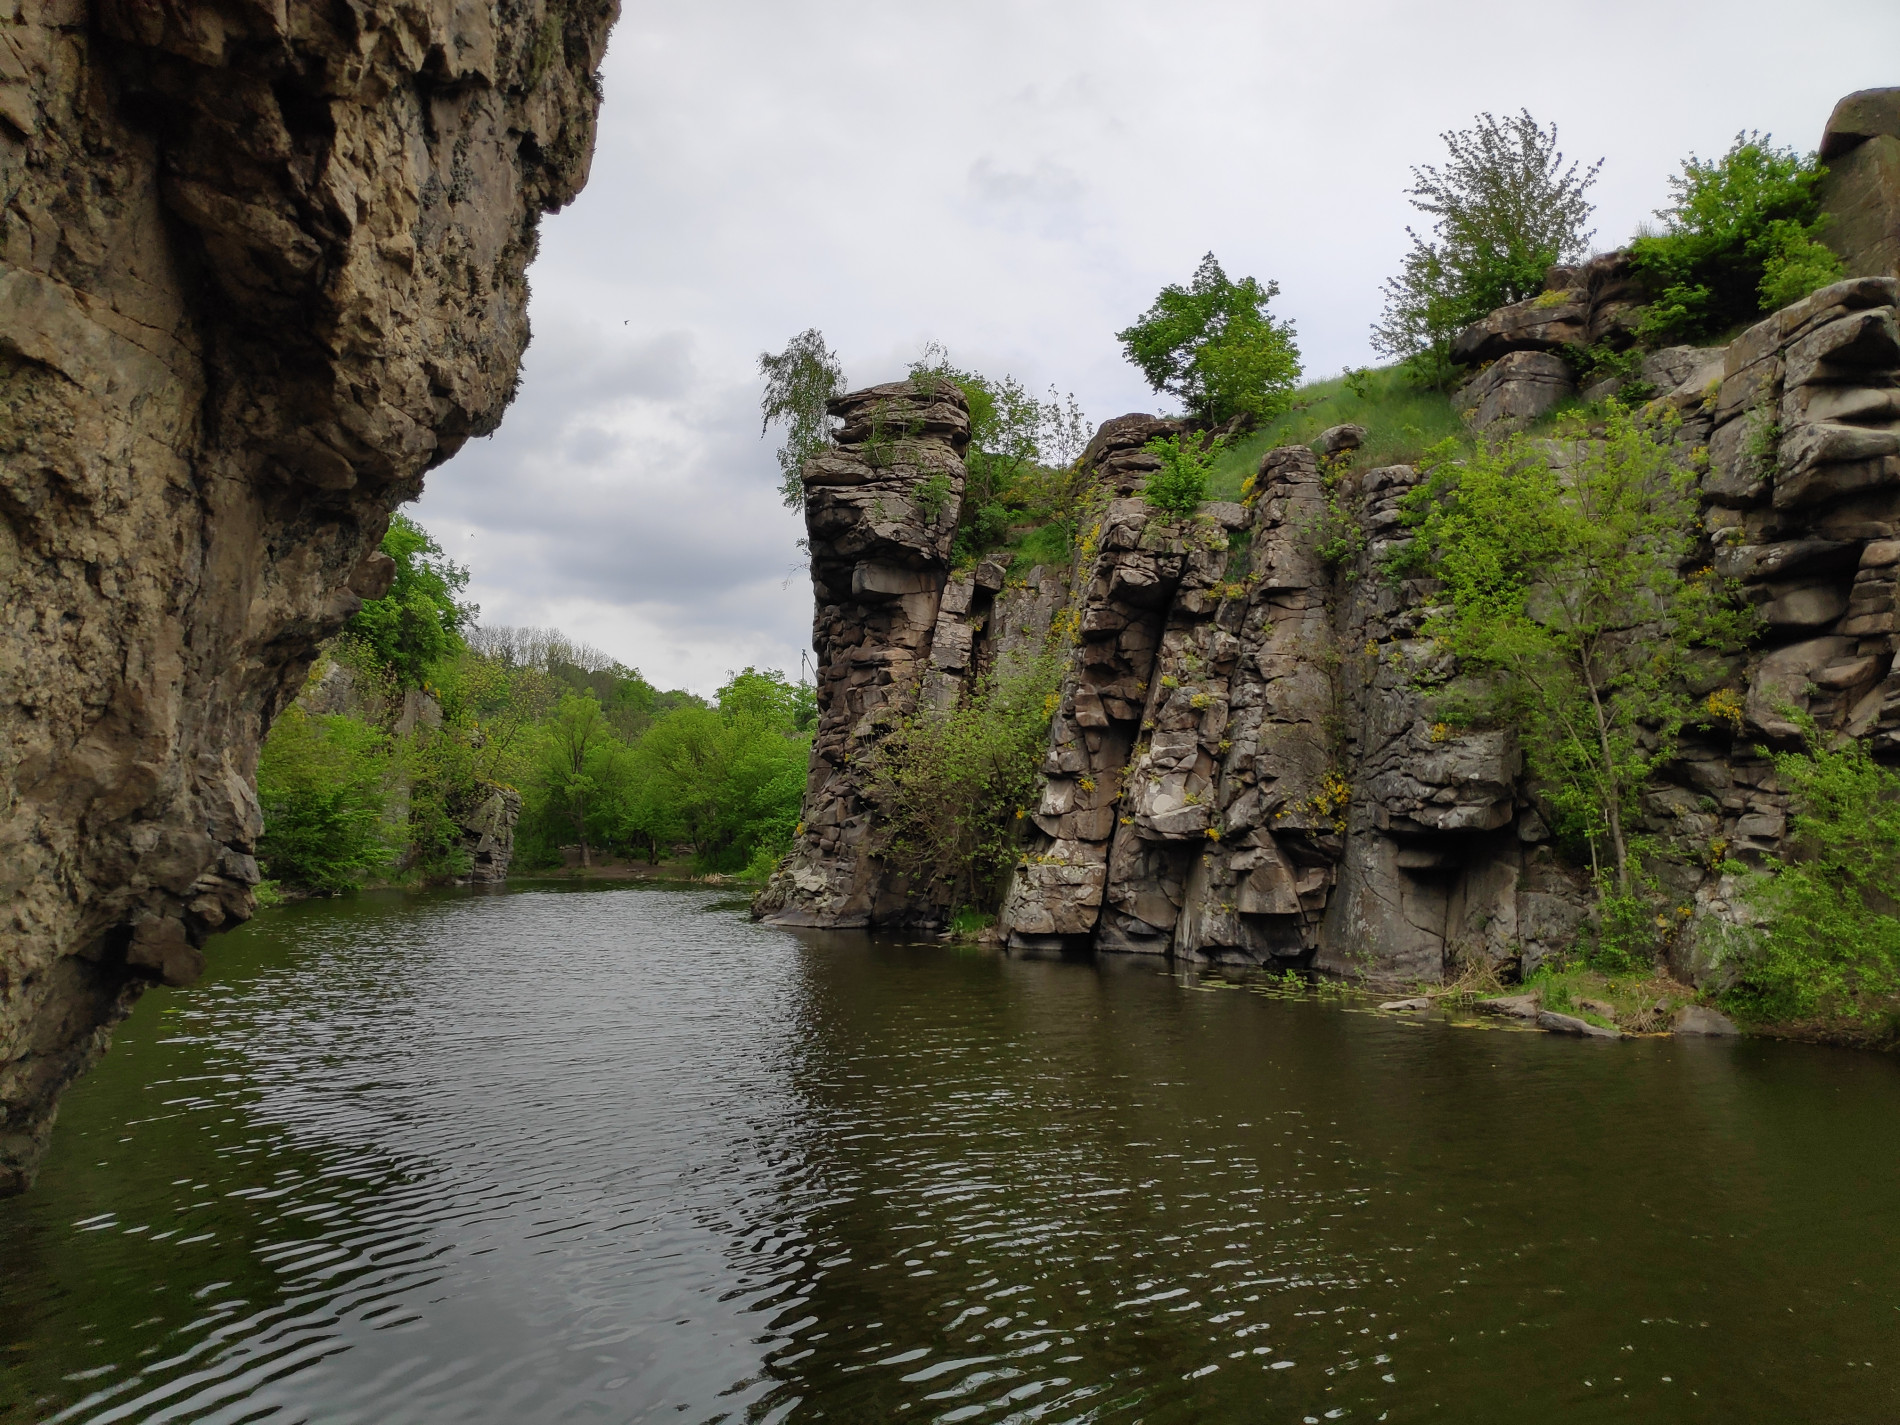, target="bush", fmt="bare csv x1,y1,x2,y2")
869,651,1062,913
1629,133,1841,344
1142,434,1220,516
1374,111,1600,378
344,513,475,689
1118,253,1301,426
1399,407,1753,907
1722,737,1900,1026
907,345,1090,567
255,707,394,892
